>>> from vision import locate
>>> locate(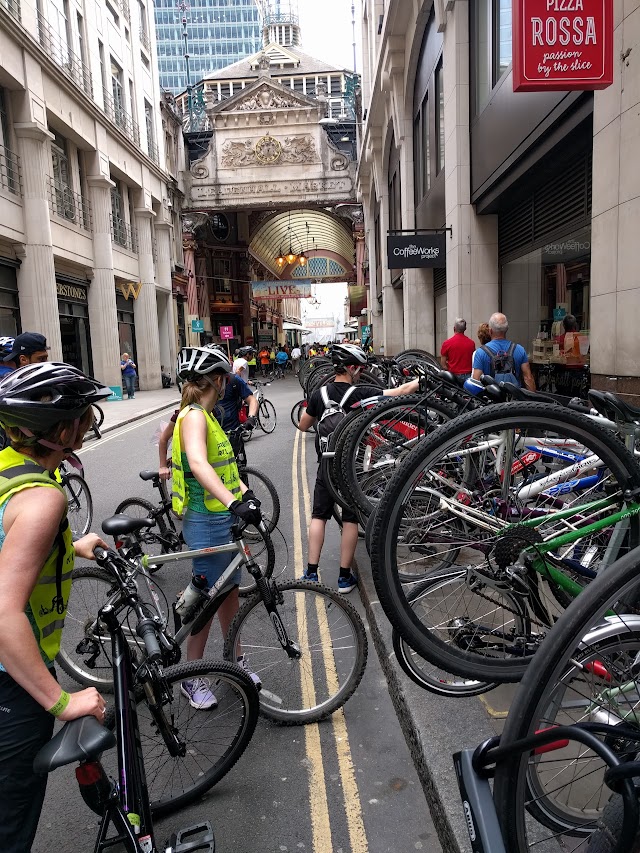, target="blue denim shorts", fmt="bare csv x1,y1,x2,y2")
182,509,241,589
